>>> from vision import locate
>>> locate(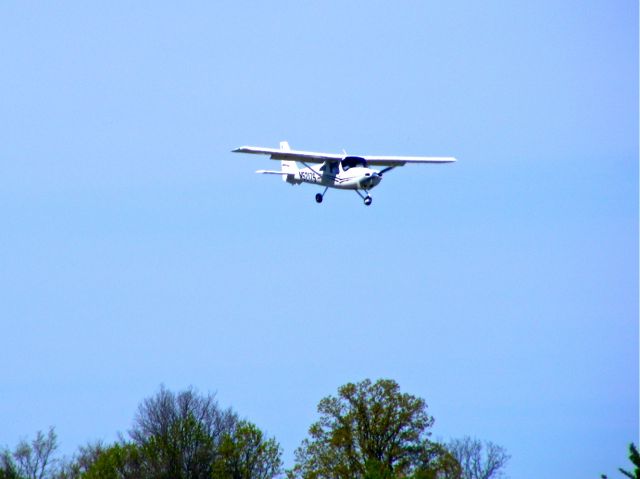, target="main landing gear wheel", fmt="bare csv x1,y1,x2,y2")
364,196,372,206
315,187,329,204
